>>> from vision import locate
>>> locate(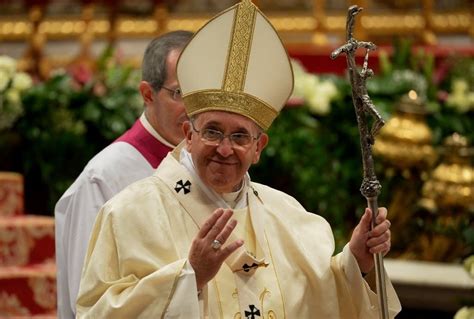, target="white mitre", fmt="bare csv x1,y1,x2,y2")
177,0,294,130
